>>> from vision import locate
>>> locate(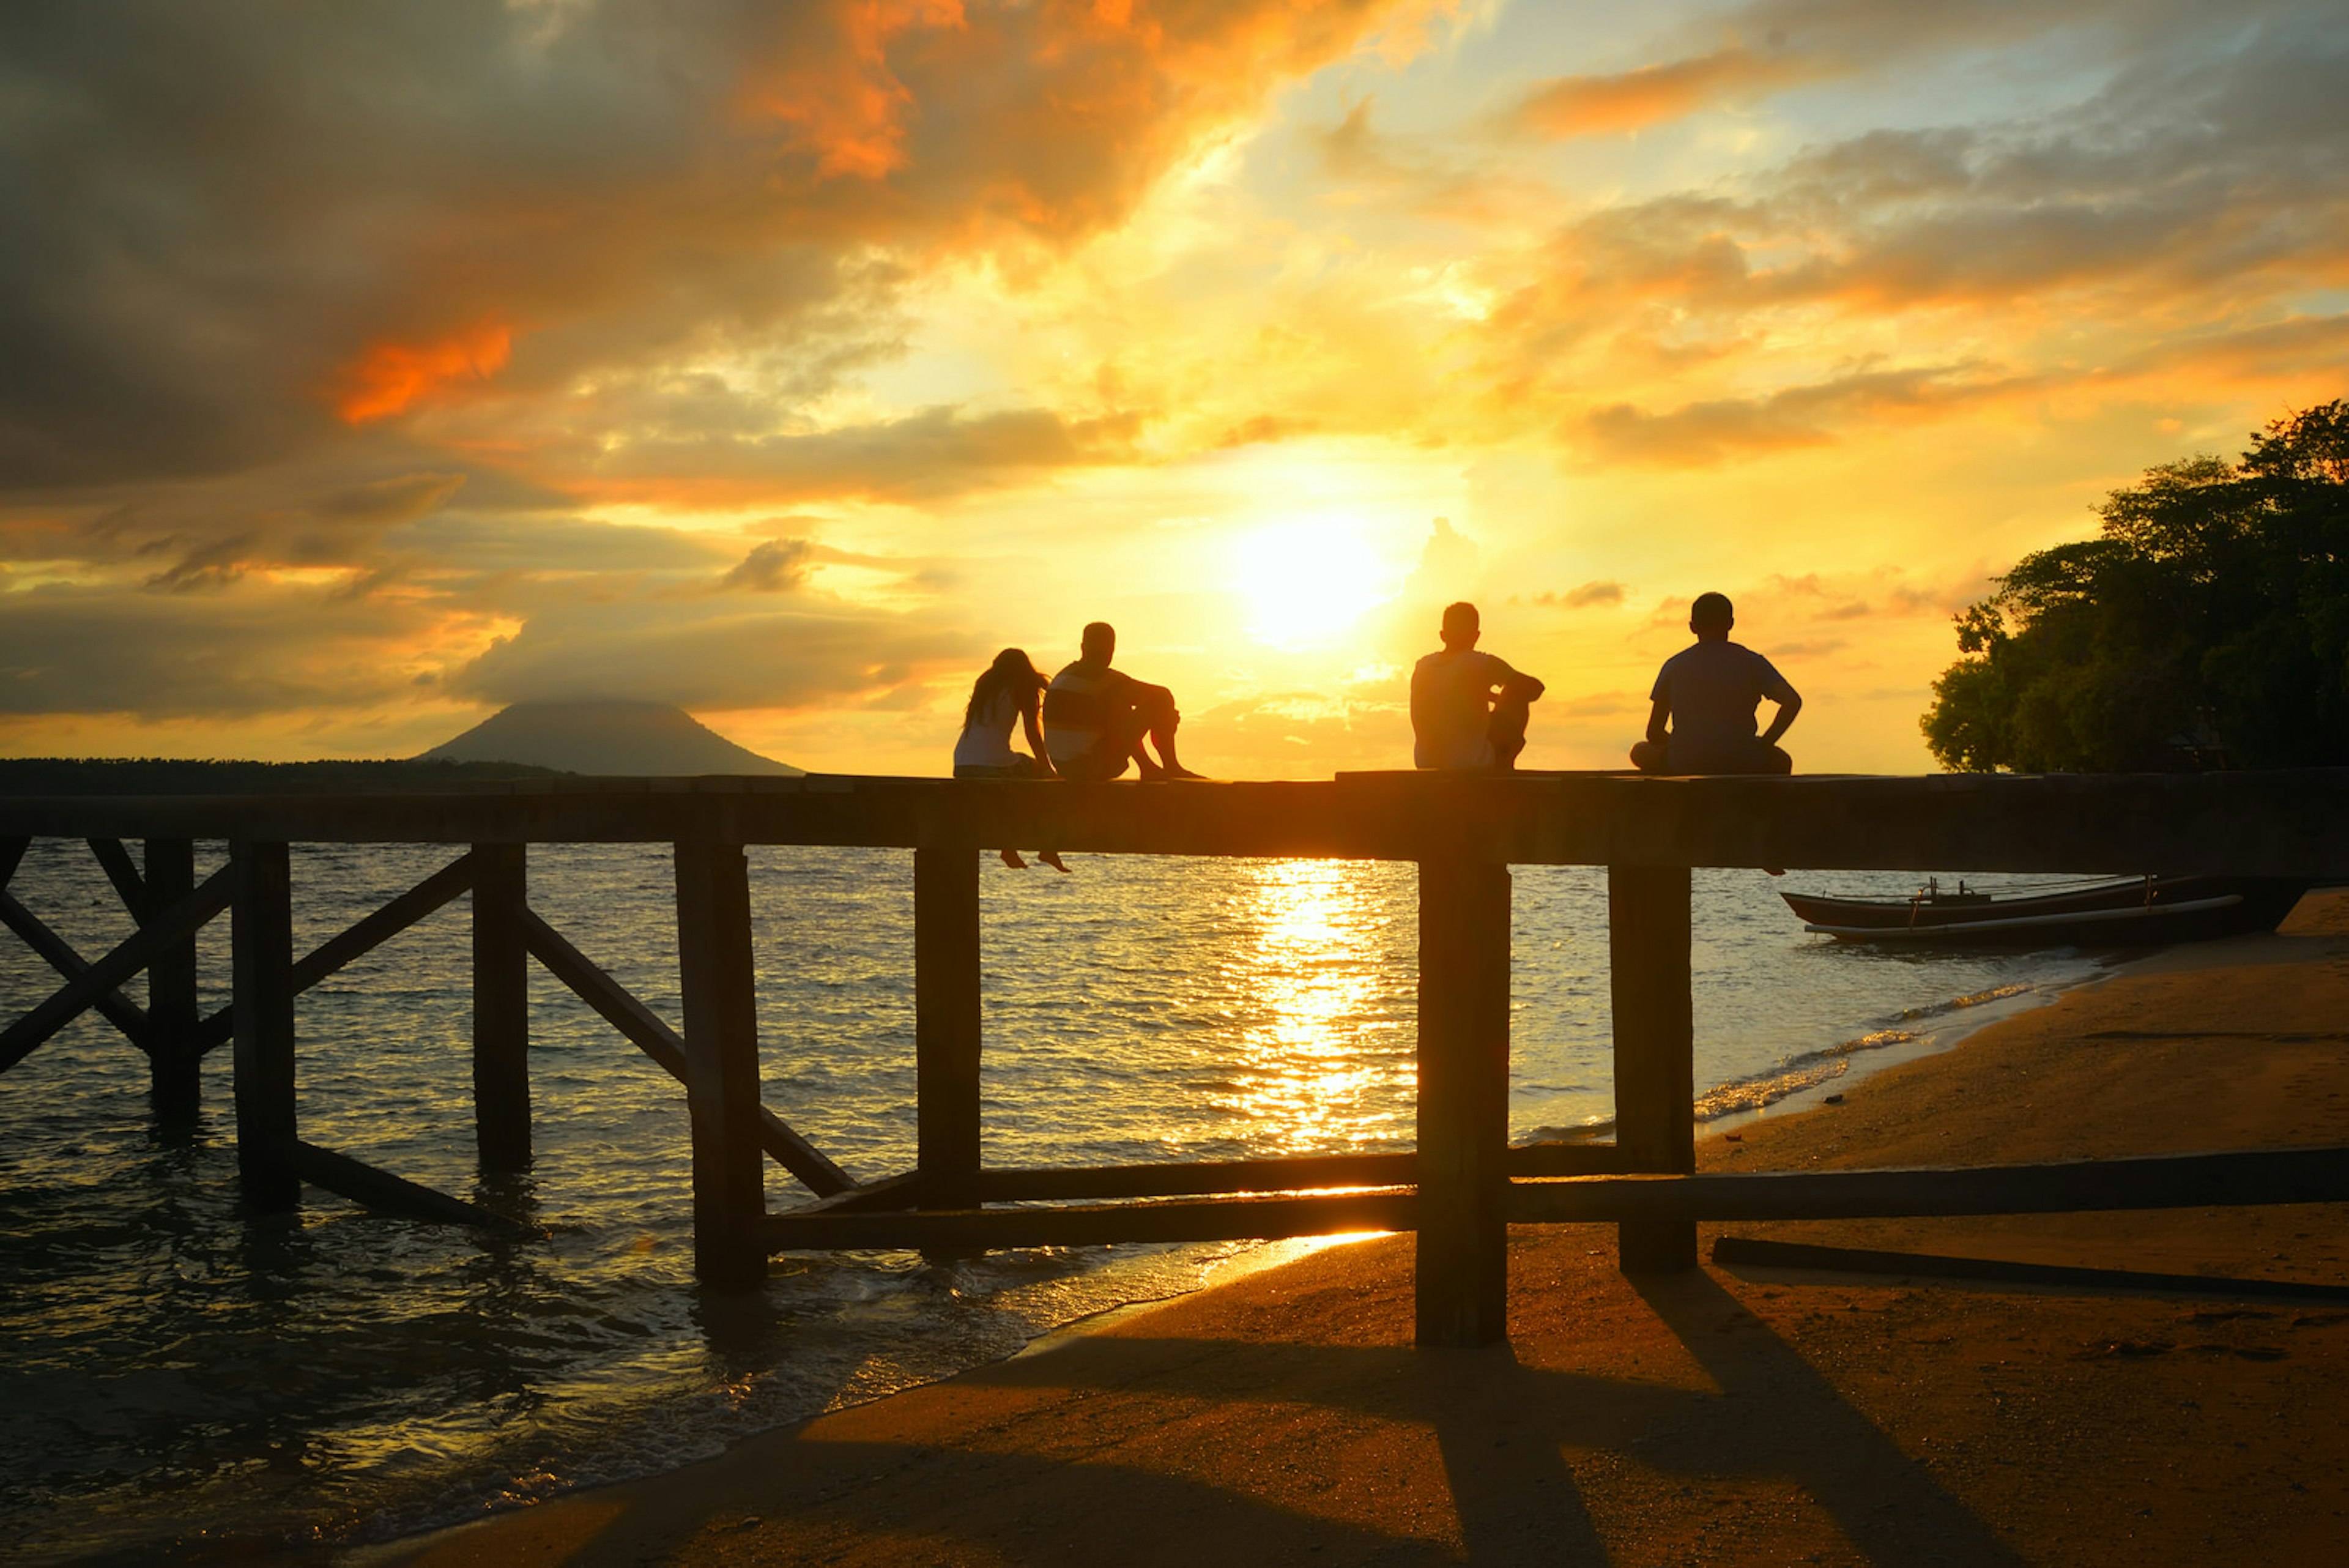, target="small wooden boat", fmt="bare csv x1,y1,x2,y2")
1783,874,2307,946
